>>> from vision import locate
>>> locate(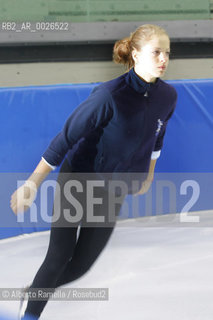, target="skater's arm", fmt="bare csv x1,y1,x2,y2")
146,158,157,183
28,157,53,189
134,159,157,196
10,158,53,215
